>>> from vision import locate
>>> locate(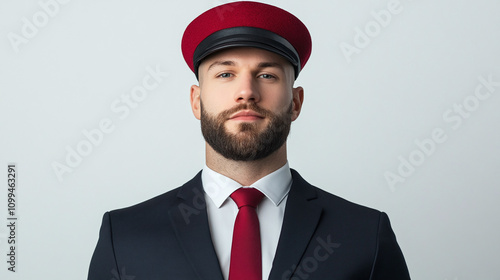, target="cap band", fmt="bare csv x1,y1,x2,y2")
193,26,301,79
